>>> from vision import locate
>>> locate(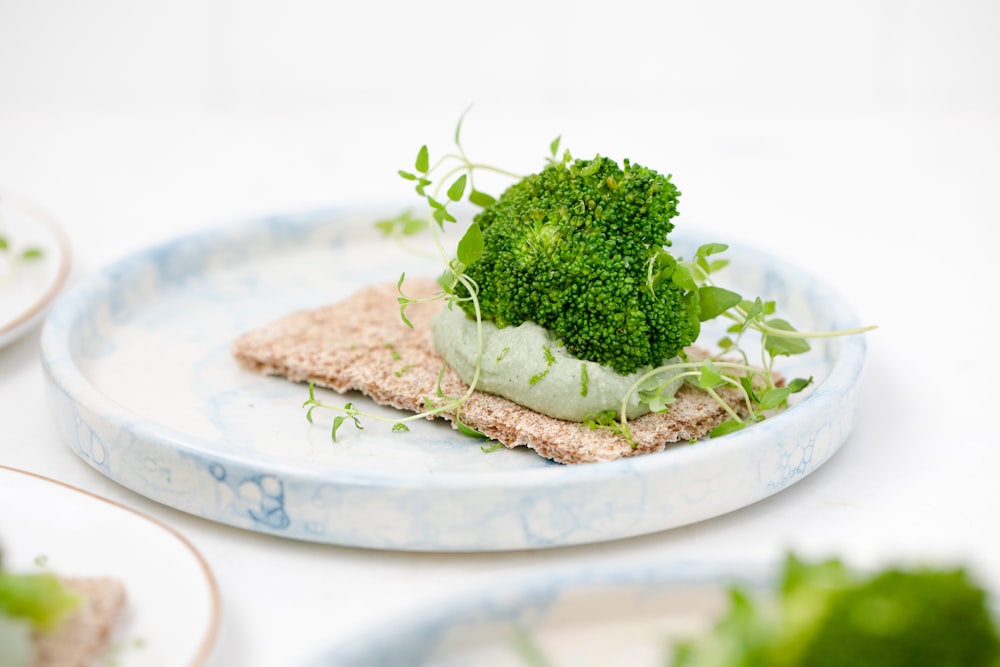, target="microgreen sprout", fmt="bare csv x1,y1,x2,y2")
303,110,526,439
0,203,46,283
603,243,877,445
